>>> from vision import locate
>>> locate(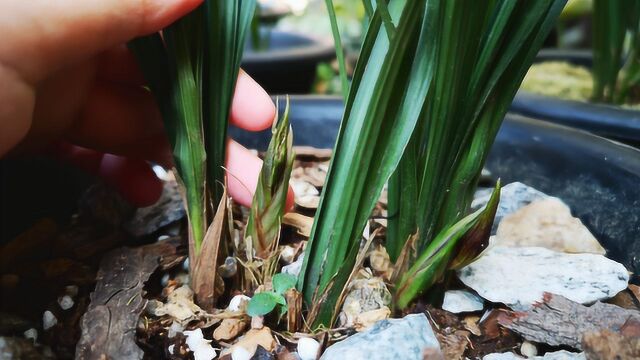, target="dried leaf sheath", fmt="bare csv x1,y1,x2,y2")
245,99,294,259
